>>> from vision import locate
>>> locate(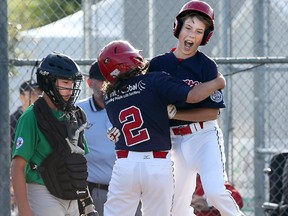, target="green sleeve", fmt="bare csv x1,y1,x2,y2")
12,106,39,161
